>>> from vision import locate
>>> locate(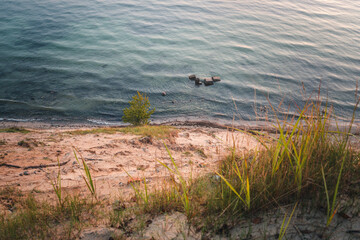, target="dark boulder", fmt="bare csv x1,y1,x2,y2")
212,76,221,82
204,78,214,86
195,78,202,85
188,74,196,80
